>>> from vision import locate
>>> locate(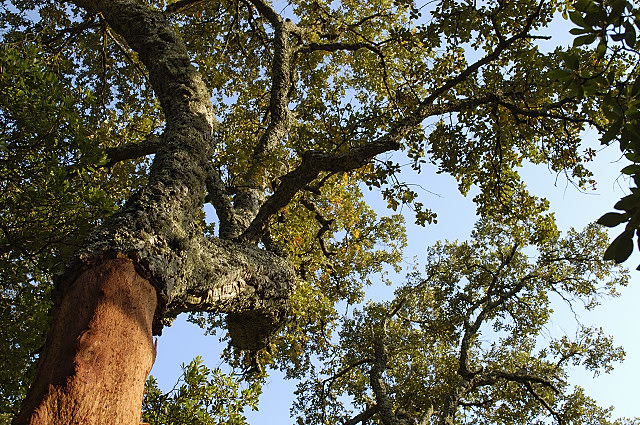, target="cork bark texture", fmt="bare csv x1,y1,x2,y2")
14,258,157,425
